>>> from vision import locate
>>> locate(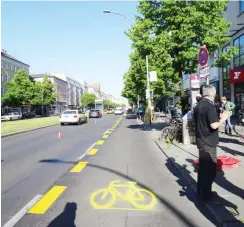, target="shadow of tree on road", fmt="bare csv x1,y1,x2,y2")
39,159,200,227
47,202,77,227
